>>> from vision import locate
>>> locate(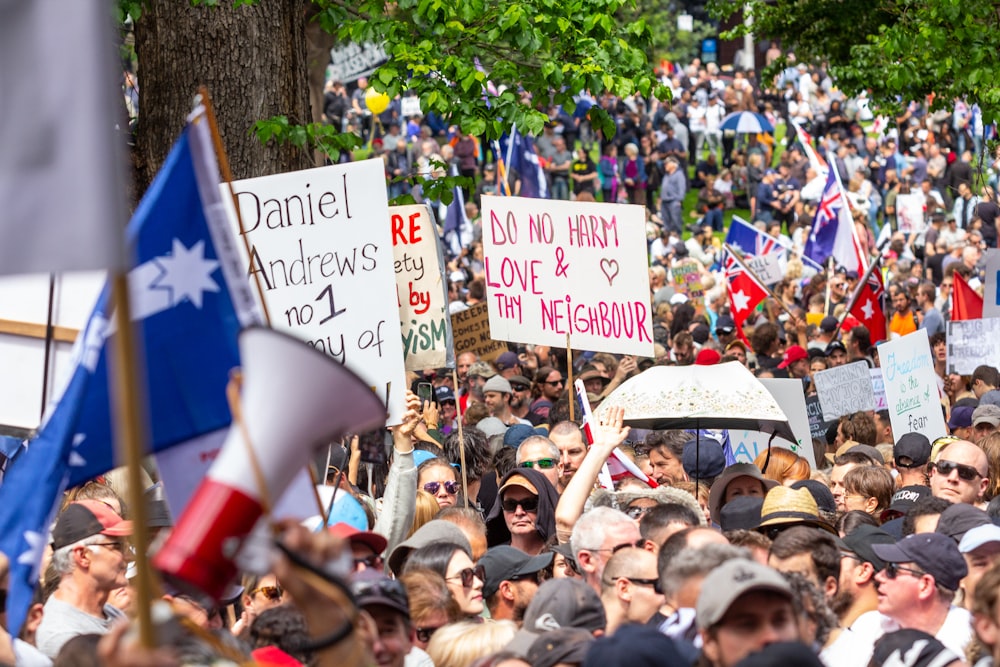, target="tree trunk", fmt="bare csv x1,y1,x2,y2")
134,0,312,194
